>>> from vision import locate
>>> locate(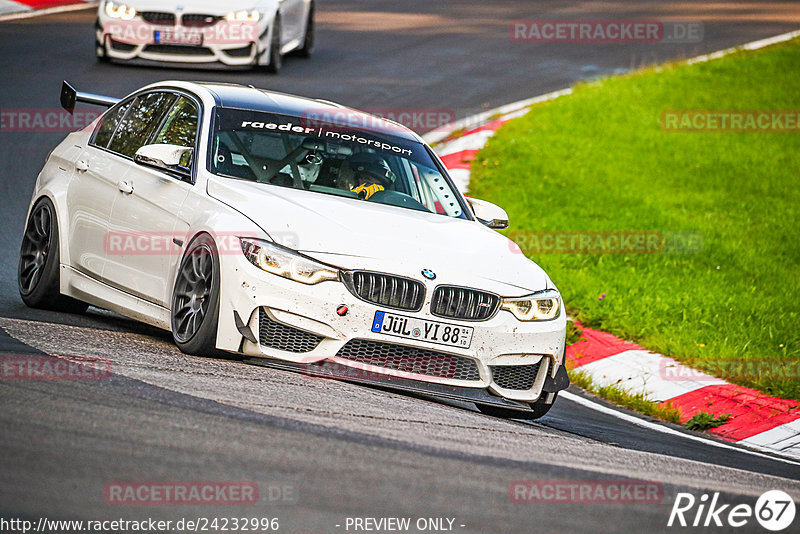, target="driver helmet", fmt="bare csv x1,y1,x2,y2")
348,152,395,187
